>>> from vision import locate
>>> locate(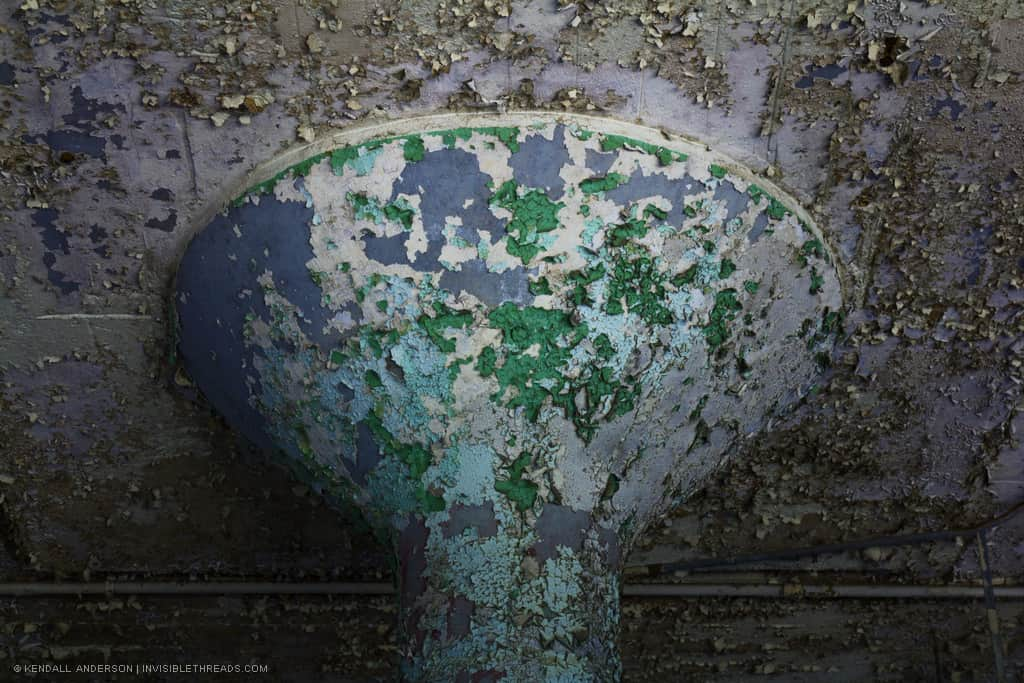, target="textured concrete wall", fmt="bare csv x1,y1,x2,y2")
1,0,1023,679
